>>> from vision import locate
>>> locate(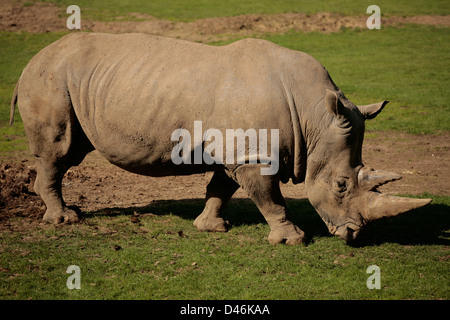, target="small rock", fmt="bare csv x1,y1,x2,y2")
130,216,140,224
